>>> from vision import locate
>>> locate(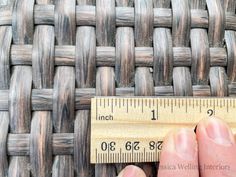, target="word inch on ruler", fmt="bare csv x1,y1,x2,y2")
90,97,236,164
